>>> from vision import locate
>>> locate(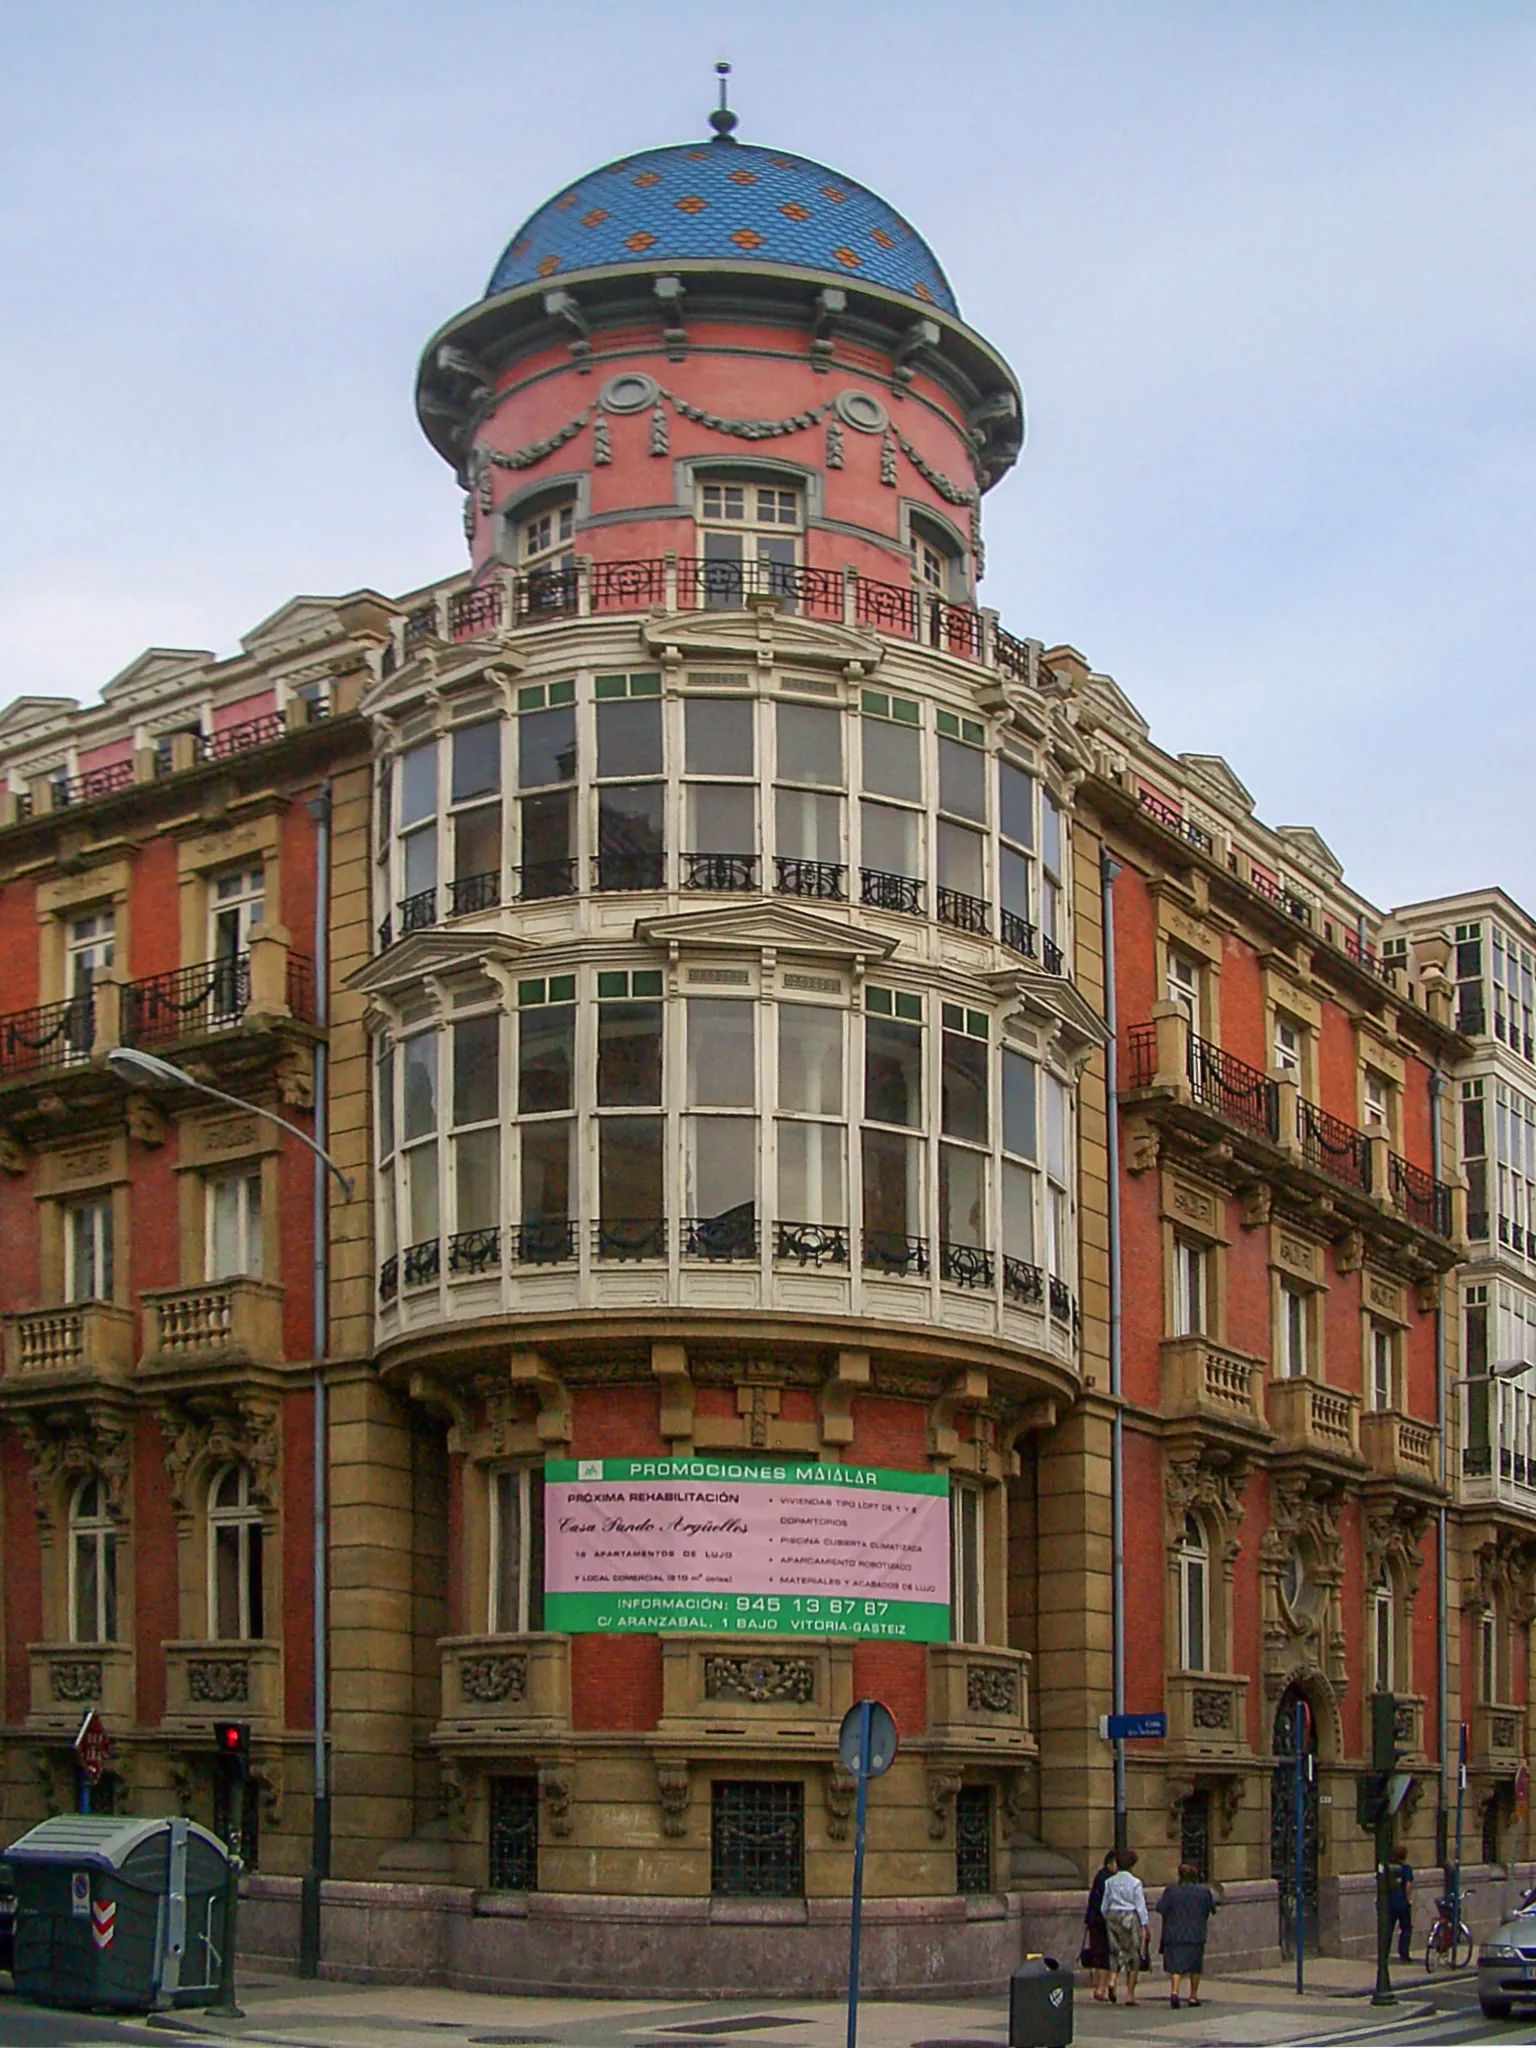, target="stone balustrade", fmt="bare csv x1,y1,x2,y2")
1360,1409,1440,1490
139,1278,284,1372
1161,1336,1268,1434
1267,1376,1361,1461
2,1301,134,1383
